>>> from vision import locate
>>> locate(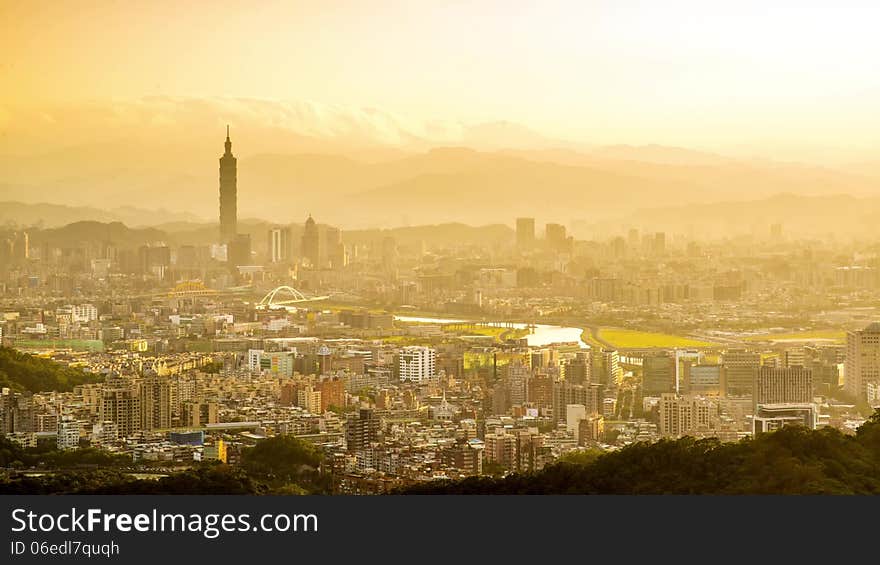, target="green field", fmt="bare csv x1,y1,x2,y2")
597,328,718,349
744,329,846,343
